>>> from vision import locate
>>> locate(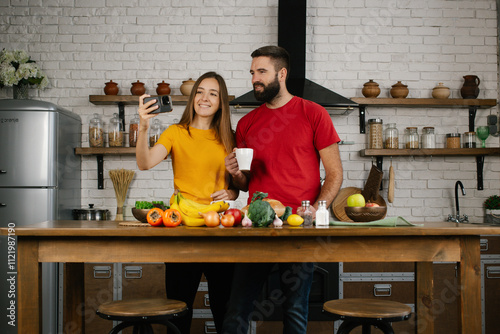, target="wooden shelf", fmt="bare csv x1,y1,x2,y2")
360,147,500,191
351,98,497,108
89,94,235,105
361,148,500,157
75,147,136,155
351,97,497,134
